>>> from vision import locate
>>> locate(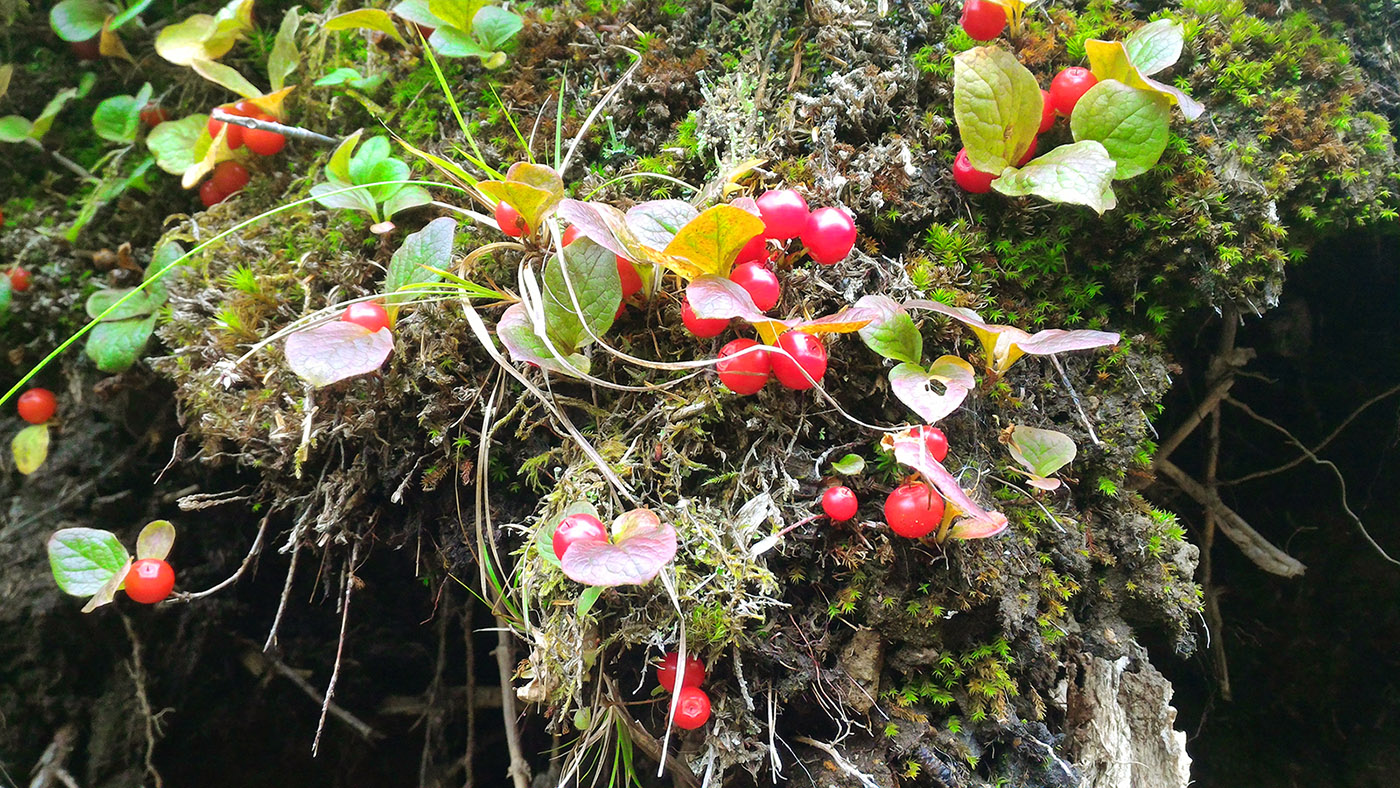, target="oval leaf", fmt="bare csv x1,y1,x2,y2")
1005,425,1077,478
135,520,176,561
385,217,454,316
1085,38,1204,121
47,527,130,596
831,454,866,475
86,287,158,321
50,0,110,42
993,140,1119,214
542,236,620,352
1070,80,1172,180
325,8,406,45
856,295,923,364
560,509,678,587
626,200,698,249
86,315,158,373
663,204,766,279
12,423,50,475
953,46,1042,173
146,114,208,175
284,322,395,387
1122,19,1185,77
496,302,591,378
